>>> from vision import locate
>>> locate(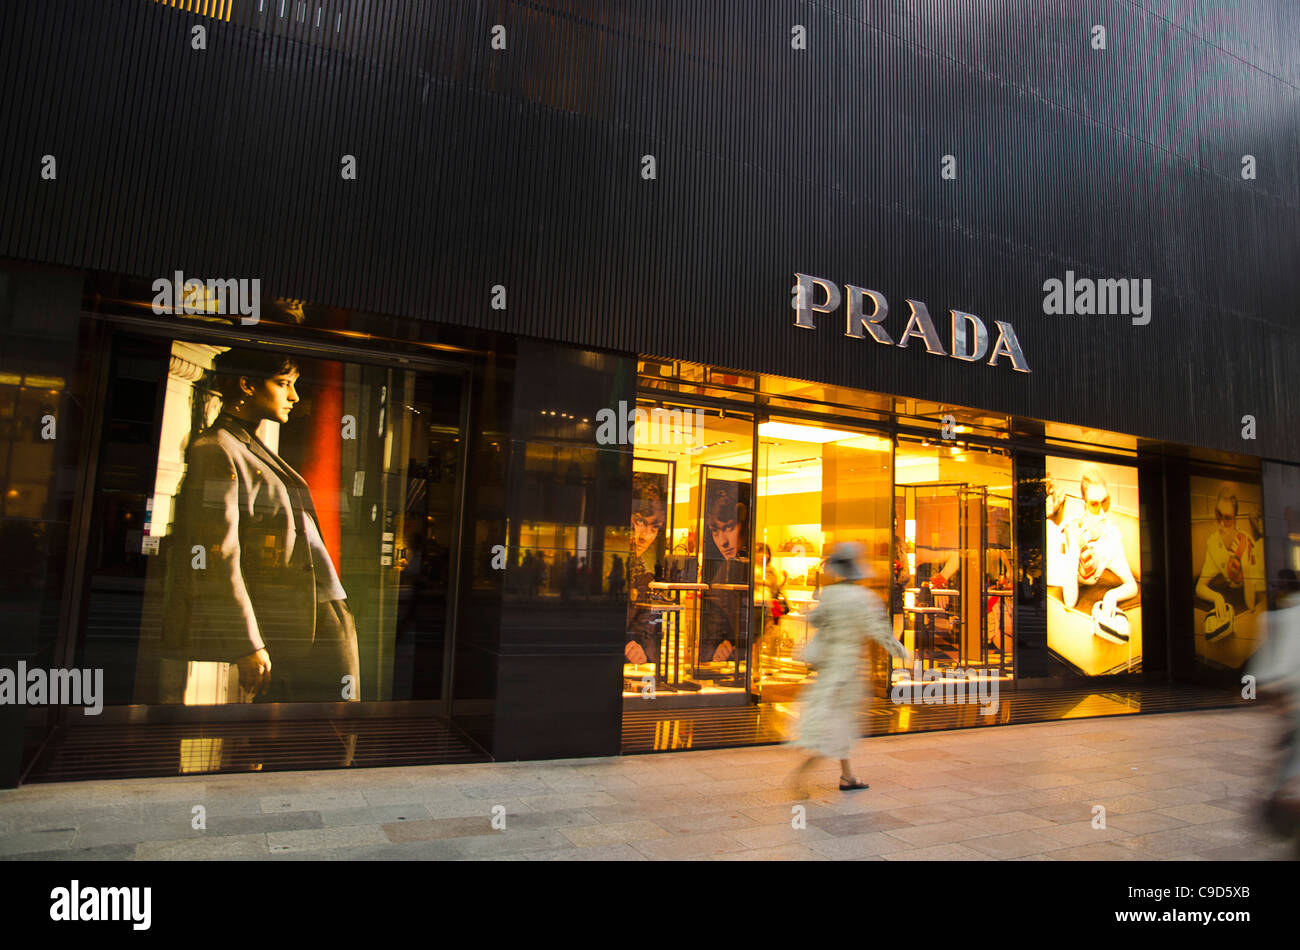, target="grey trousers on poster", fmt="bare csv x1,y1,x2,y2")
259,599,361,704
